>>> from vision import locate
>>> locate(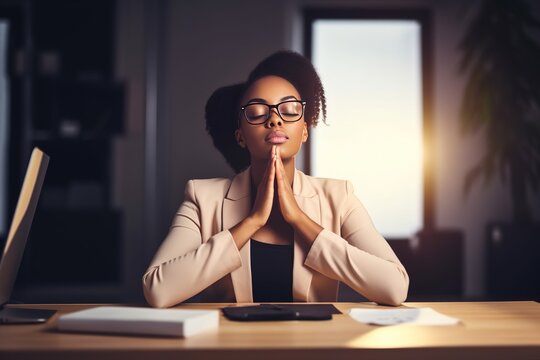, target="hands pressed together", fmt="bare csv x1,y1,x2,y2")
230,146,323,250
250,145,303,228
